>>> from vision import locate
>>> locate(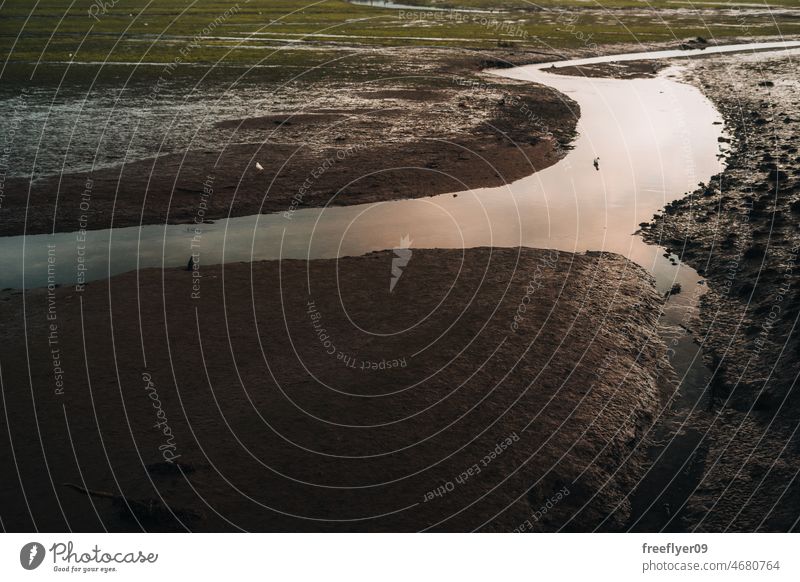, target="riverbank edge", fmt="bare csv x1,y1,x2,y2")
639,49,800,531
